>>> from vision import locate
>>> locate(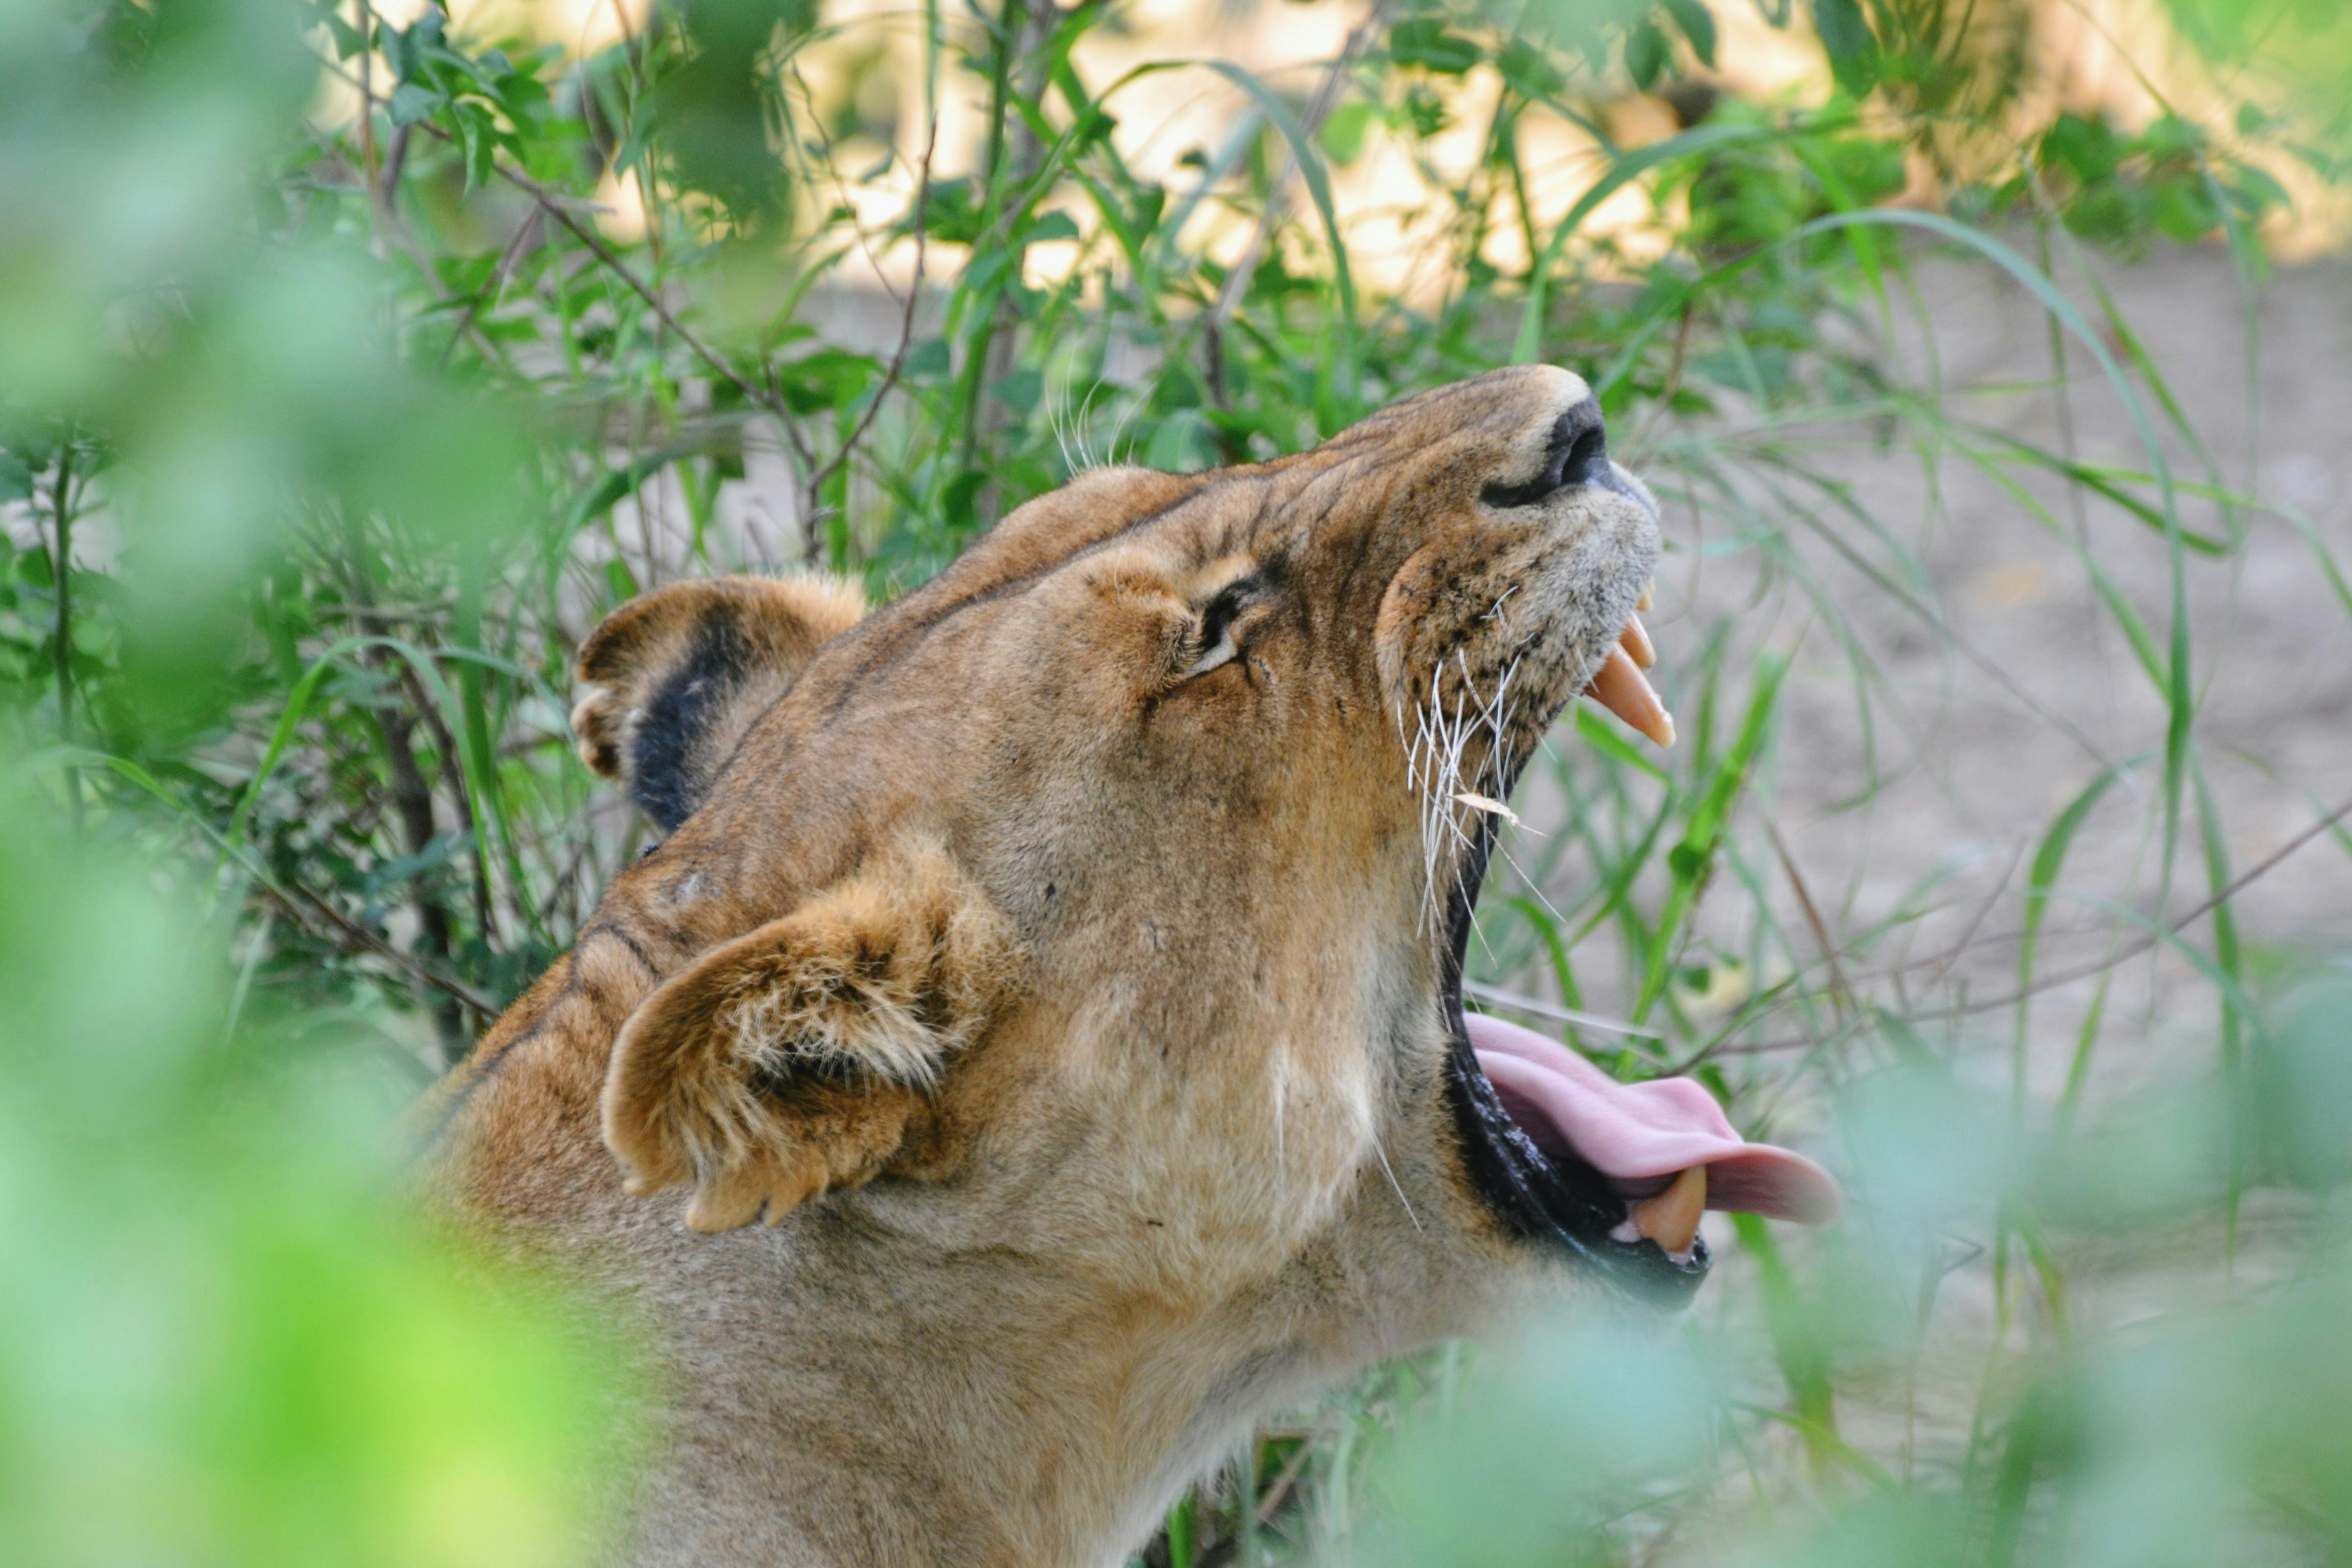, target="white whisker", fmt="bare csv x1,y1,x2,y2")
1369,1134,1421,1233
1400,647,1541,948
